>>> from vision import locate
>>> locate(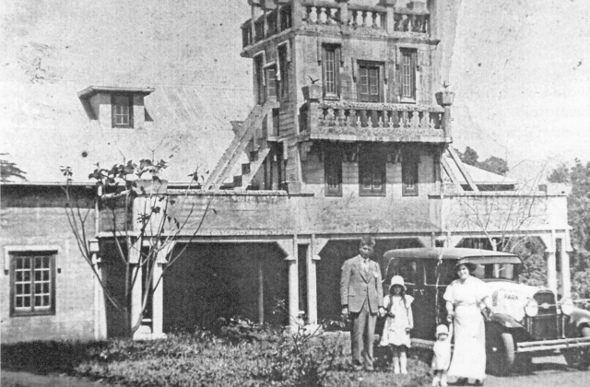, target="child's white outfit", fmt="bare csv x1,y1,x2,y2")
379,293,414,347
431,324,452,387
